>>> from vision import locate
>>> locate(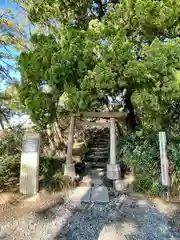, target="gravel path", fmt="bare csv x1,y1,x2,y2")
0,193,179,240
